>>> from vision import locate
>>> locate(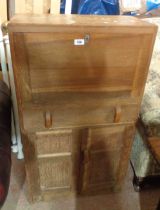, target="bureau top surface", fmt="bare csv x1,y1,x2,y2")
8,14,156,32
